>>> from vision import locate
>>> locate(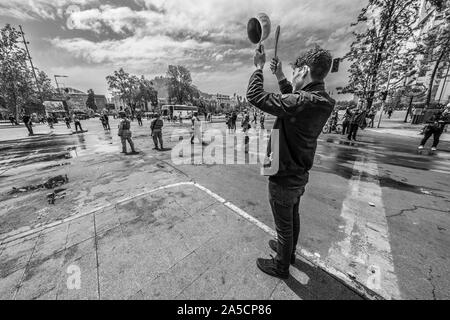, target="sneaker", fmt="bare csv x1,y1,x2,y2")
256,257,289,279
431,147,437,151
268,240,296,265
418,145,424,150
